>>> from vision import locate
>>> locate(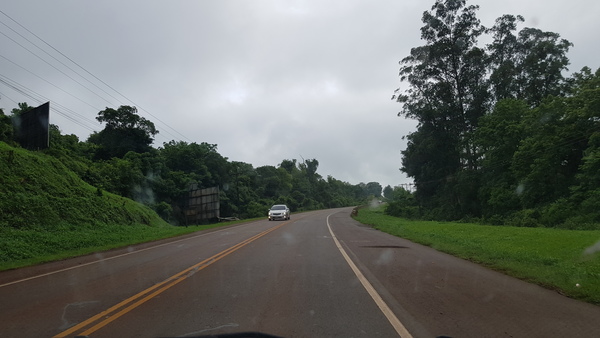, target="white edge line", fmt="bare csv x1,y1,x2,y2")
327,214,413,338
0,224,245,288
